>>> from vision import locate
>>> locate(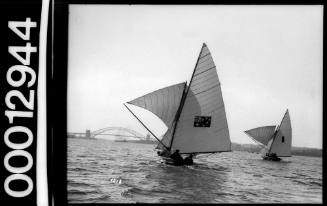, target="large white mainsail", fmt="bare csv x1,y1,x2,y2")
244,126,276,147
127,82,186,148
170,43,232,154
268,109,292,157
